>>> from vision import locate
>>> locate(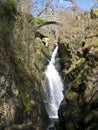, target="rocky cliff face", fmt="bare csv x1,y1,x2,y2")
0,1,52,129
58,21,98,130
0,37,50,130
